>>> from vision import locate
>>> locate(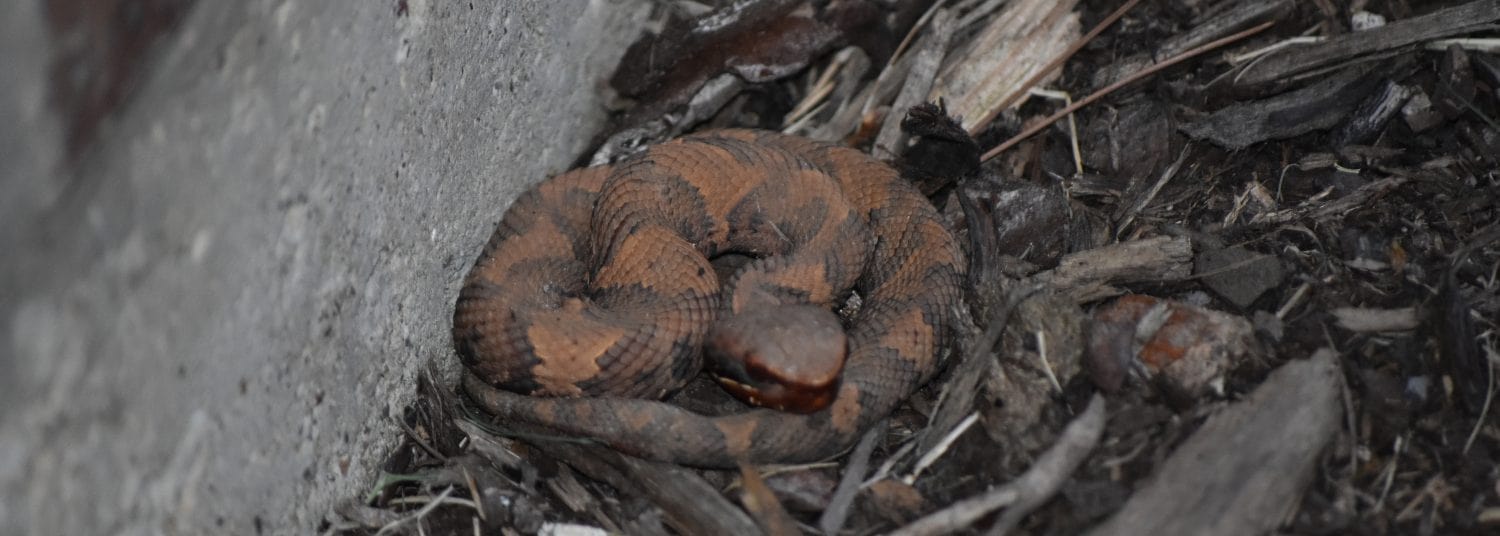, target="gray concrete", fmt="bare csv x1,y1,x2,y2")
0,1,644,533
